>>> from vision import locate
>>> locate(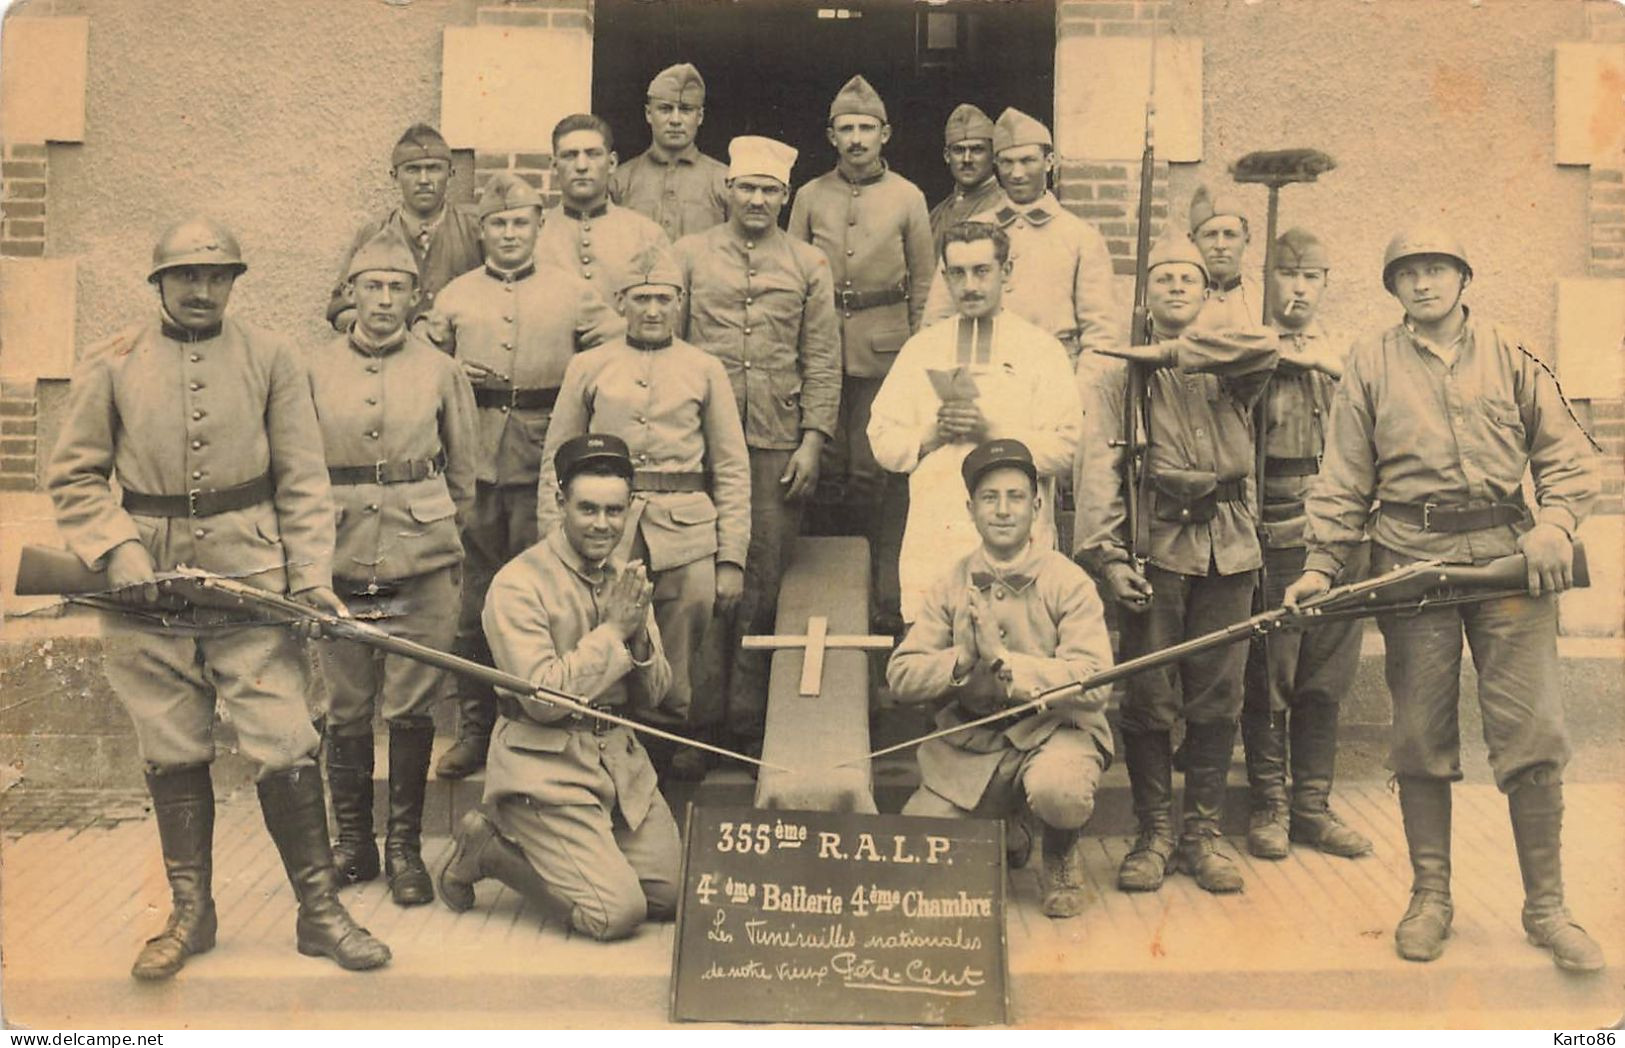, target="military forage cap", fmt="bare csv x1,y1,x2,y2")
347,227,420,283
555,432,634,486
1146,234,1210,284
944,103,995,147
1187,183,1249,235
992,107,1053,154
829,74,887,123
391,123,453,168
728,135,798,186
1275,227,1330,271
619,242,684,293
962,438,1038,494
477,172,546,219
648,62,705,106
